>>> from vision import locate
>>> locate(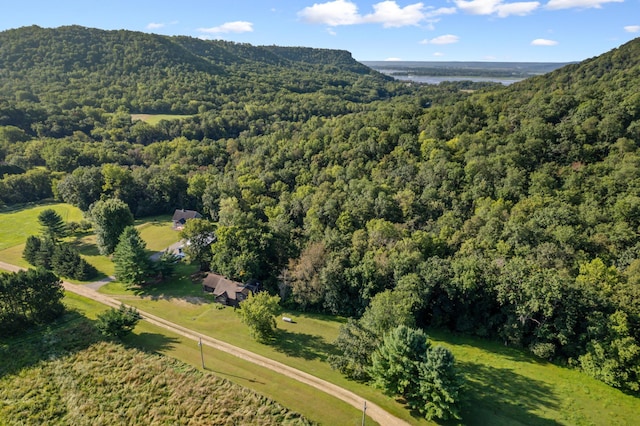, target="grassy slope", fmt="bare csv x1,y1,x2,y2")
0,292,372,425
0,302,314,425
0,202,84,251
